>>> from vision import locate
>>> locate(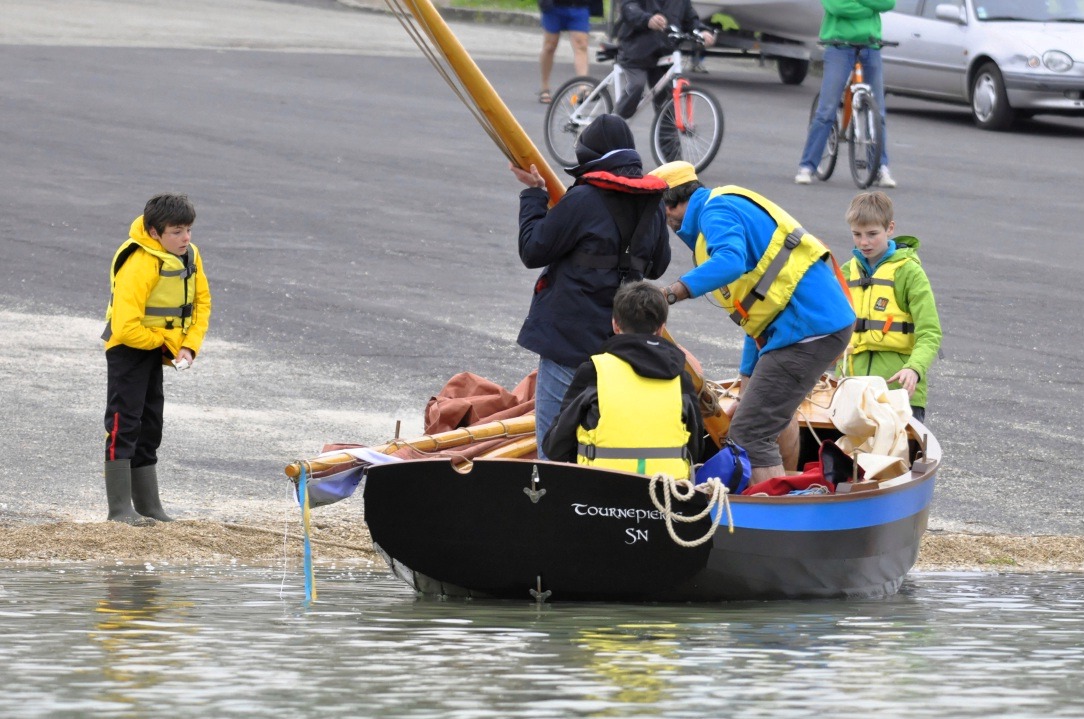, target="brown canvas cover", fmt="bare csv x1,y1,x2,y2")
423,371,536,433
322,371,538,461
